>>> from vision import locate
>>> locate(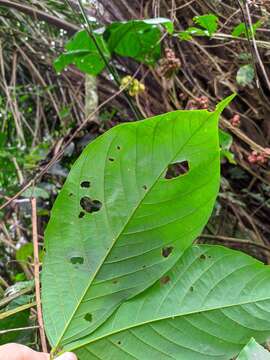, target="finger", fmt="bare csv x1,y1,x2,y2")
55,353,77,360
0,344,49,360
29,349,50,360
